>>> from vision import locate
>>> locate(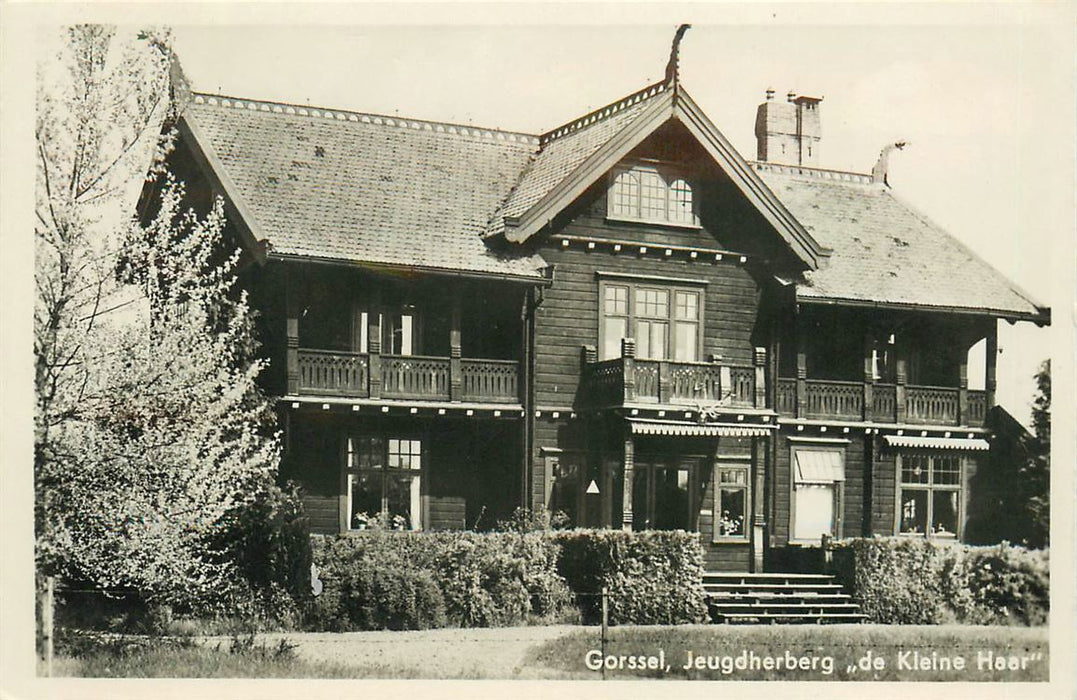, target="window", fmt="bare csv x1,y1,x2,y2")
897,453,962,538
607,164,699,226
599,281,702,361
714,459,750,541
345,436,422,530
790,447,845,543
